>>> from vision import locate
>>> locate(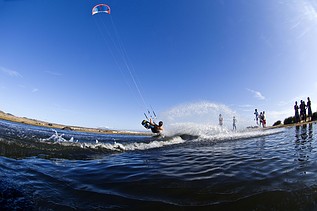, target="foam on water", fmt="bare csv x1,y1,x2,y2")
39,129,185,152
160,101,284,142
39,127,282,153
41,130,76,143
165,122,283,141
85,136,185,151
43,135,185,152
161,101,253,130
37,102,283,152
